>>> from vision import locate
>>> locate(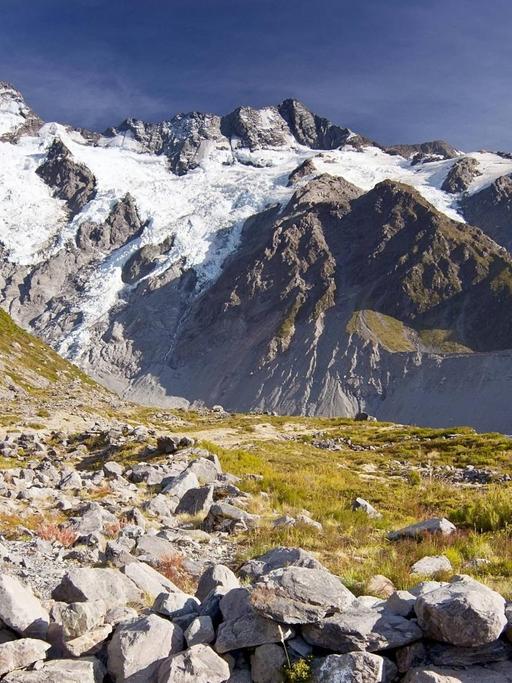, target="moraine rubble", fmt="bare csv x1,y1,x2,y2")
0,426,508,680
